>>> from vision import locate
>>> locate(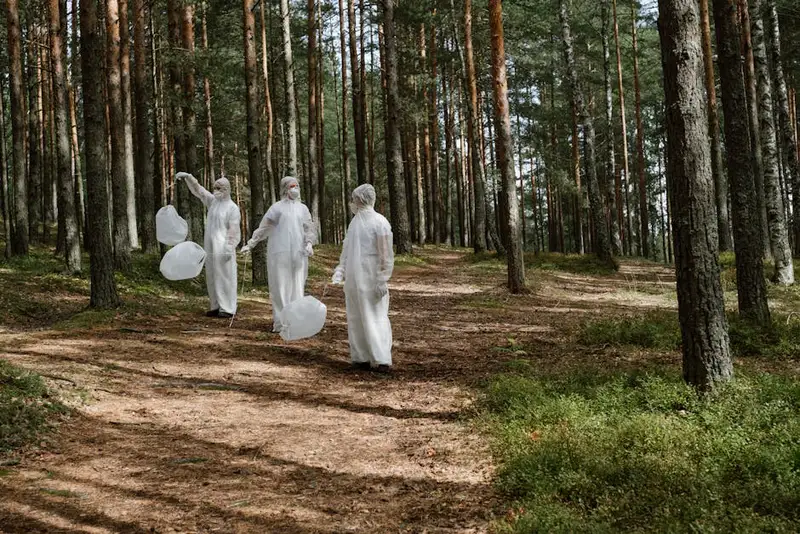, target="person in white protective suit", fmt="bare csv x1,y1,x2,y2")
175,172,241,318
240,177,316,333
331,184,395,373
